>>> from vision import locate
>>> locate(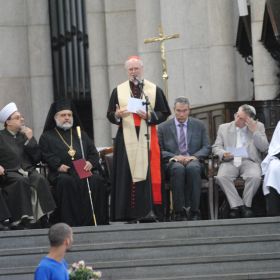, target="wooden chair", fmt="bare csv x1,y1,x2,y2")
99,147,113,182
